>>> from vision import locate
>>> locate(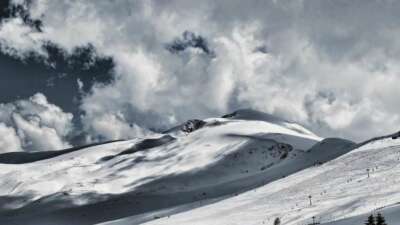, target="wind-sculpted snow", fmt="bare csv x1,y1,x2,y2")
0,111,330,225
0,140,124,164
137,137,400,225
221,109,288,124
100,135,175,161
223,109,318,137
